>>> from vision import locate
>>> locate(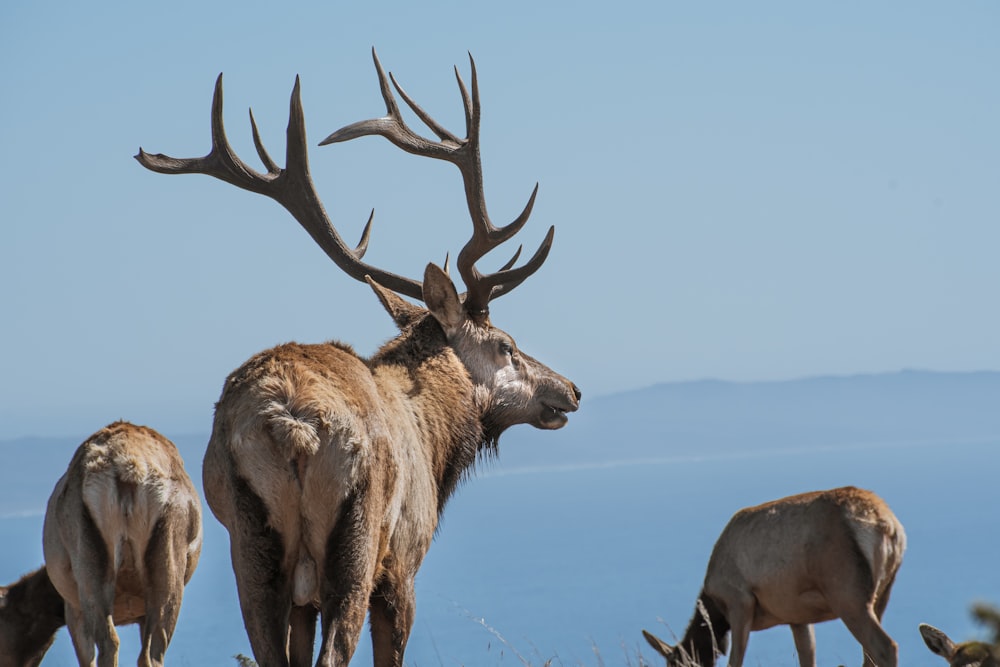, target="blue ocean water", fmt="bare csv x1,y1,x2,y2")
2,439,996,666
